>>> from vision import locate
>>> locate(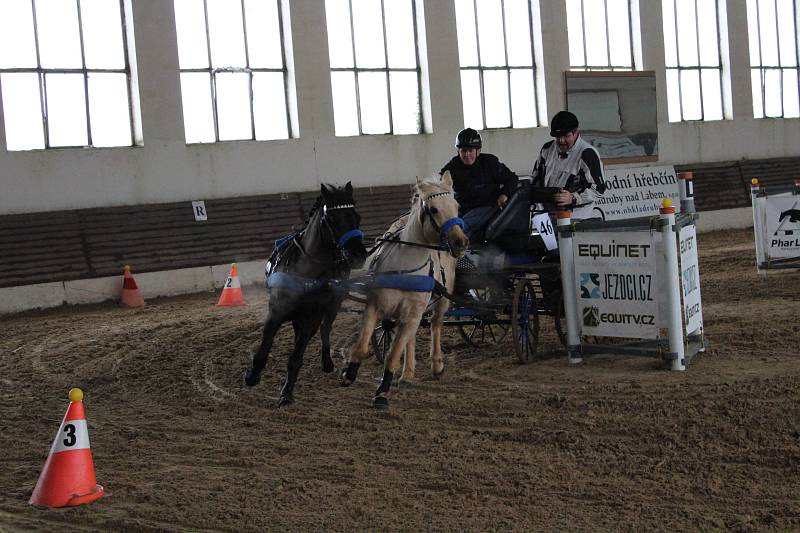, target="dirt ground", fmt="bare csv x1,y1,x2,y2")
1,227,799,532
